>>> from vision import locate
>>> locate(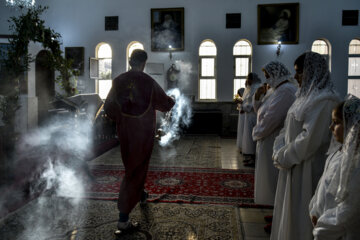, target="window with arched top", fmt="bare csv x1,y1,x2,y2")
199,40,217,100
126,41,144,71
348,39,360,98
95,43,112,99
233,40,252,97
311,39,331,70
